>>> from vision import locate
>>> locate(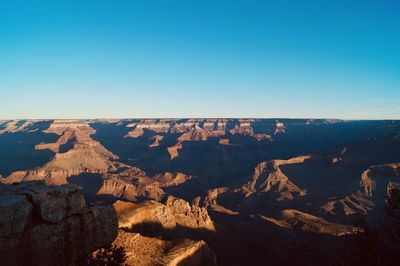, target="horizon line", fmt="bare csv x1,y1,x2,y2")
1,117,399,122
